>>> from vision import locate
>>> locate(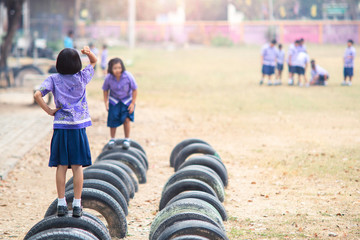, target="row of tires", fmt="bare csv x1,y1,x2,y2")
24,138,148,240
149,138,229,240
